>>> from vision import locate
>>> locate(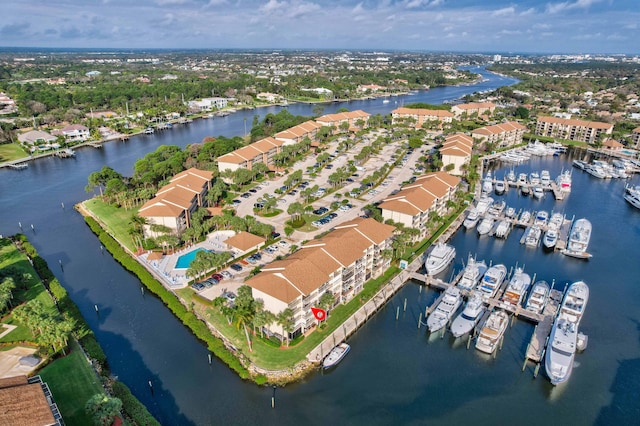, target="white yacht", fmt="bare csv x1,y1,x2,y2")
494,180,506,195
545,281,589,385
556,169,572,192
478,264,507,298
505,206,516,218
534,210,549,227
477,217,494,236
572,159,587,170
501,268,531,307
529,172,541,185
519,210,531,225
450,293,486,338
475,310,509,354
549,212,564,230
494,220,510,239
506,169,516,183
488,199,506,216
425,242,456,276
540,170,551,186
482,171,493,194
624,186,640,210
475,196,494,215
542,228,559,249
525,226,542,247
463,209,481,230
532,186,544,199
457,255,488,291
586,164,607,179
564,218,592,258
525,280,550,314
427,287,463,333
517,173,528,186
